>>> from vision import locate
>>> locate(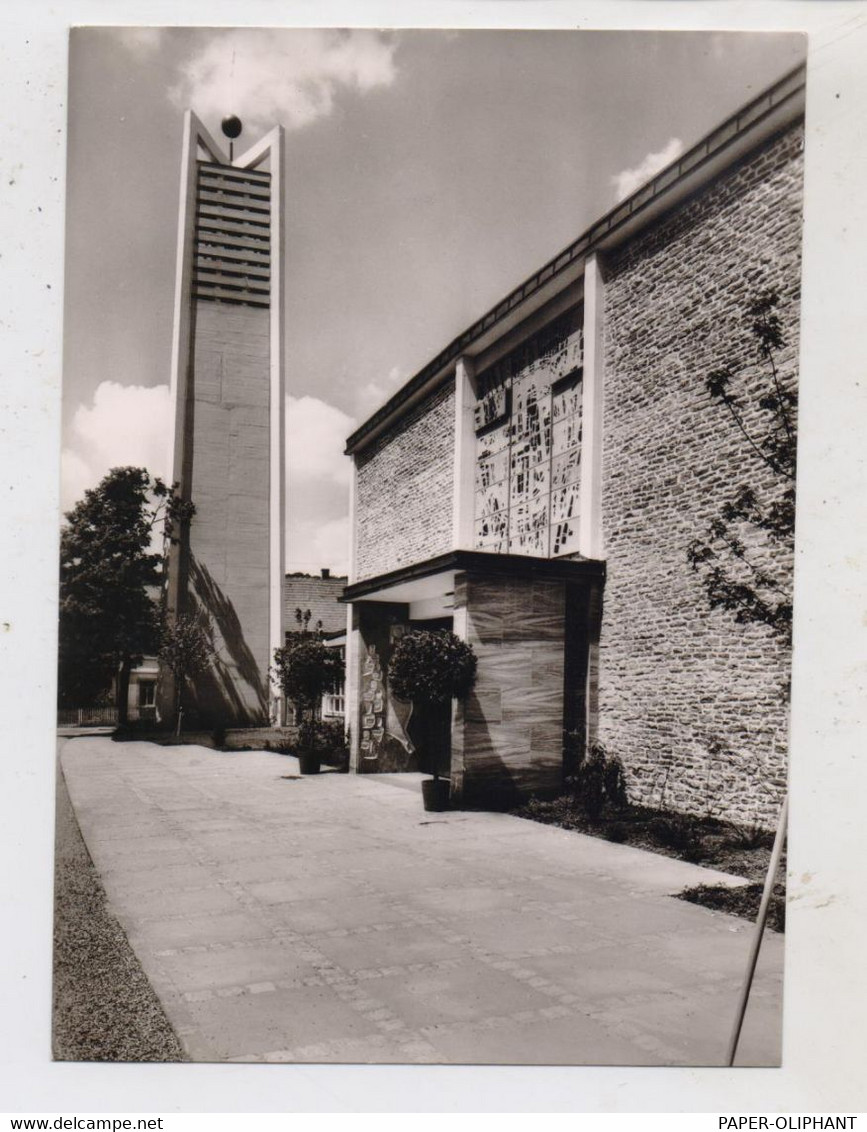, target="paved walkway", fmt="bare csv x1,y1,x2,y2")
59,737,783,1066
